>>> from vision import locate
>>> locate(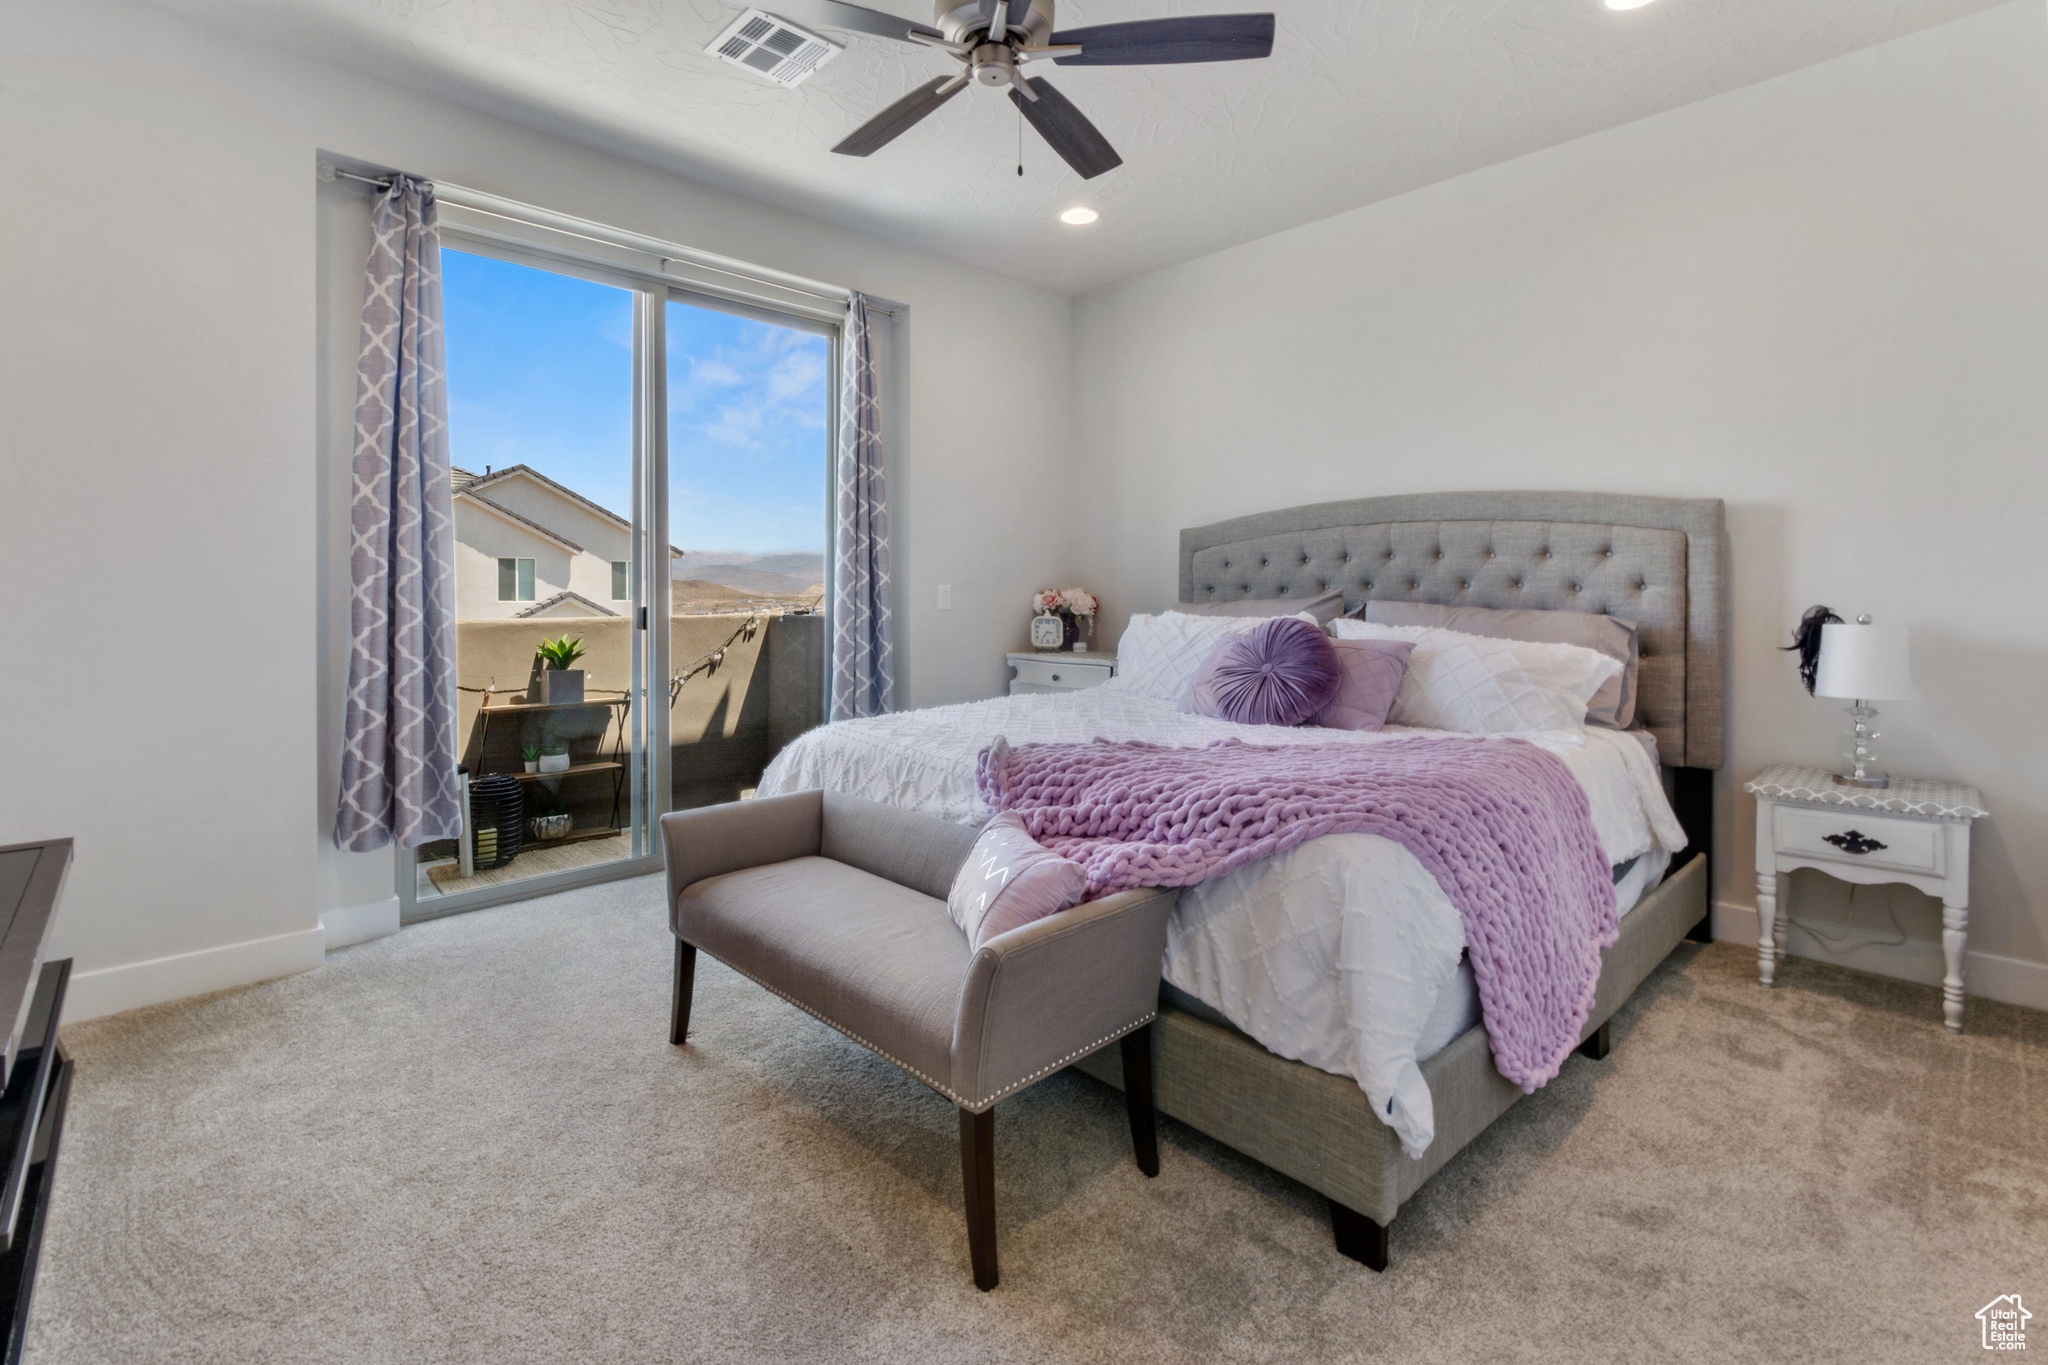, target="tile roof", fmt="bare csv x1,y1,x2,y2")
454,490,584,552
455,464,685,556
513,590,620,618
